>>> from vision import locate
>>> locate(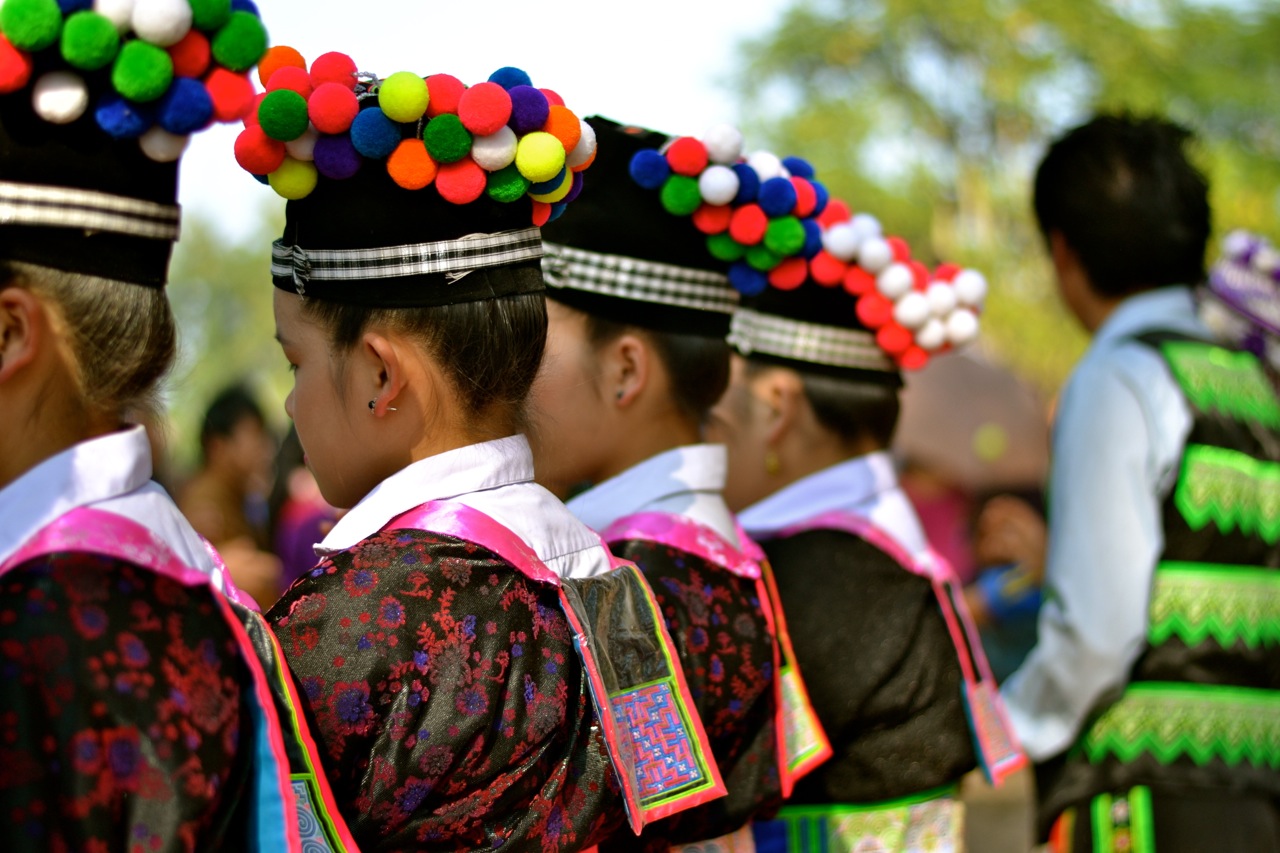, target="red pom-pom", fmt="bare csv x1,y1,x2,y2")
207,68,255,123
692,204,732,235
898,345,930,371
266,65,312,99
666,136,709,177
769,257,809,291
817,198,851,227
810,251,848,287
791,177,817,217
856,292,893,328
531,200,552,227
540,88,564,107
887,236,911,263
258,46,306,88
169,30,210,79
876,322,913,356
308,82,358,134
242,91,268,127
728,204,768,245
0,35,32,95
235,125,286,175
933,263,961,282
425,73,465,117
457,81,512,135
309,52,357,90
843,265,876,295
435,159,486,204
909,259,930,291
